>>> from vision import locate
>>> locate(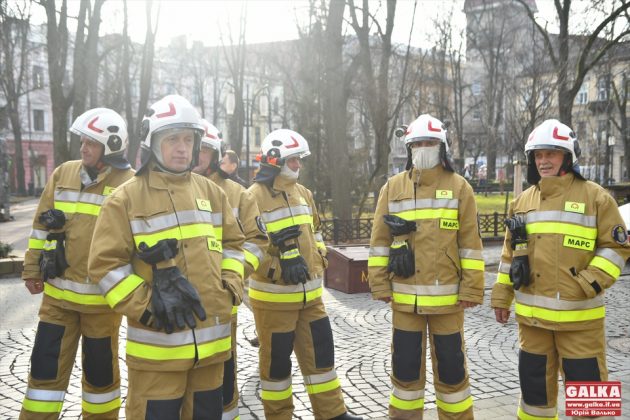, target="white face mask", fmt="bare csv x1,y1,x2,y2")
412,145,441,169
280,164,299,180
